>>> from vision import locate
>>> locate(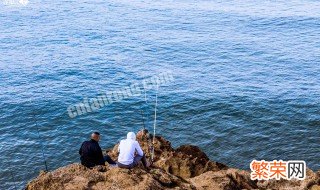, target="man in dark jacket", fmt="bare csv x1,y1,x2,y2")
79,132,116,168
